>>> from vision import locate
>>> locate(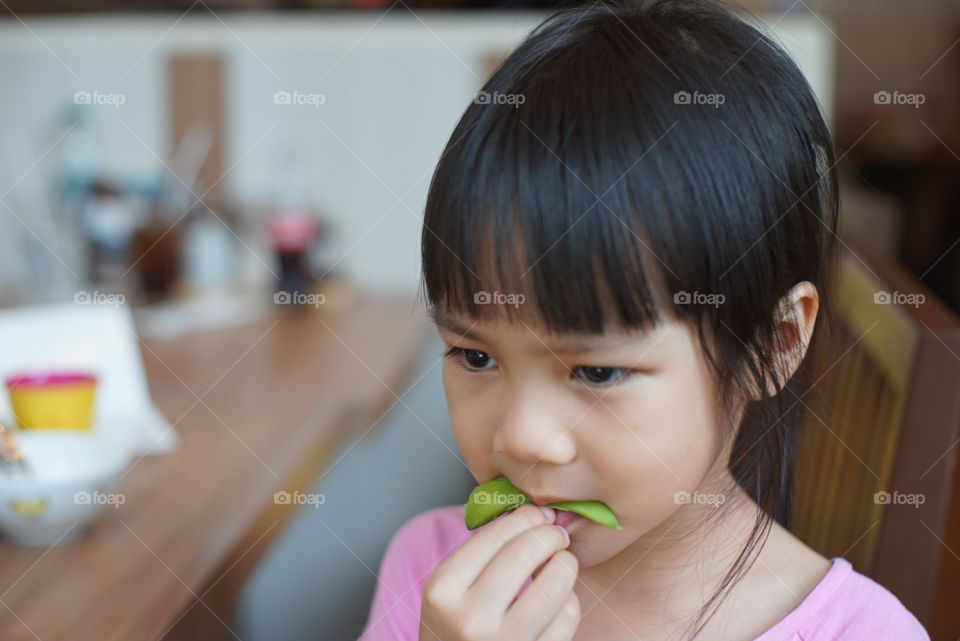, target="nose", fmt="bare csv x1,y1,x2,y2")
494,386,577,465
